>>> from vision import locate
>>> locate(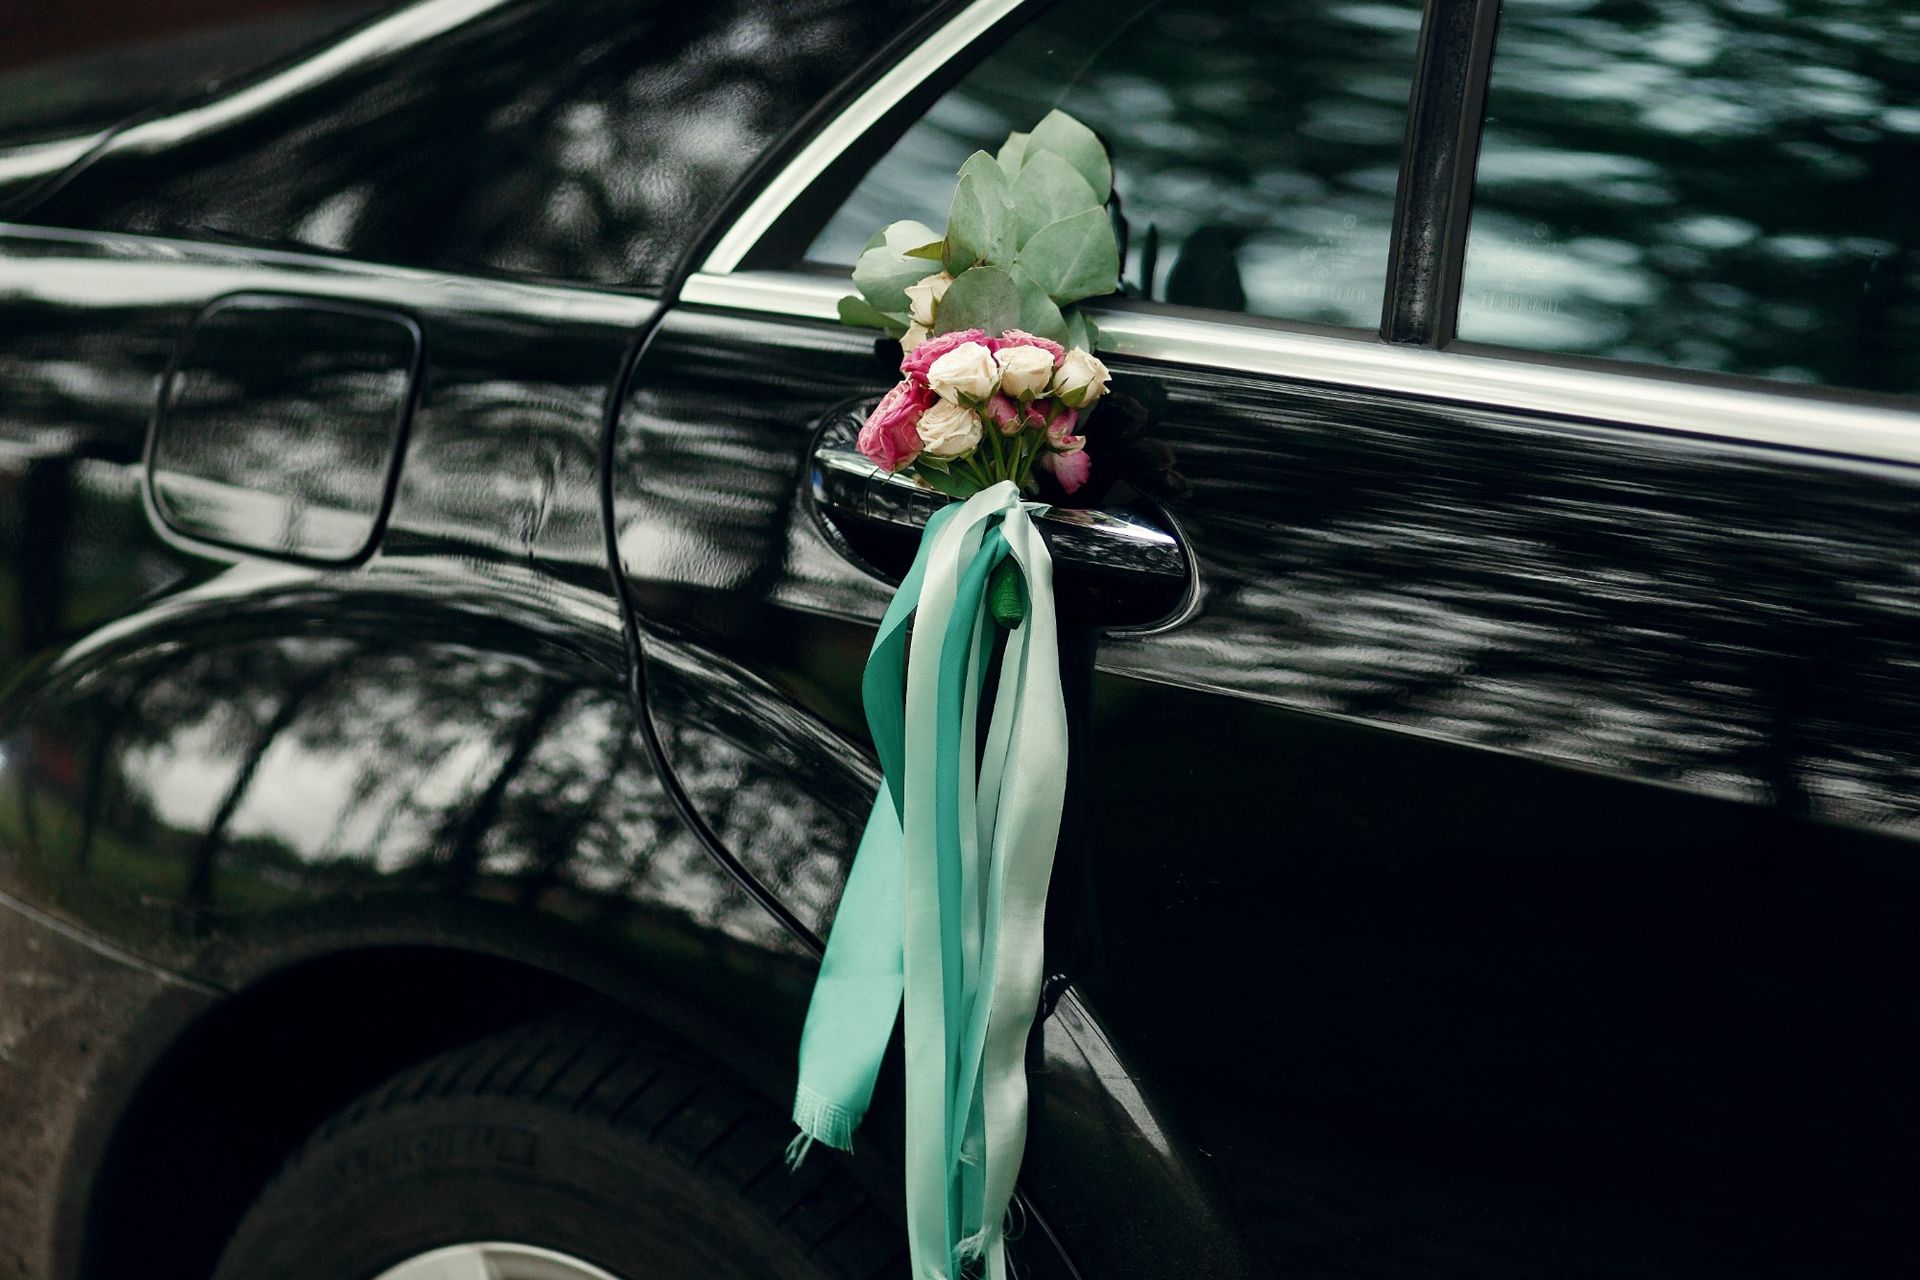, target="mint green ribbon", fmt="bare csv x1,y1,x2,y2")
792,481,1068,1280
